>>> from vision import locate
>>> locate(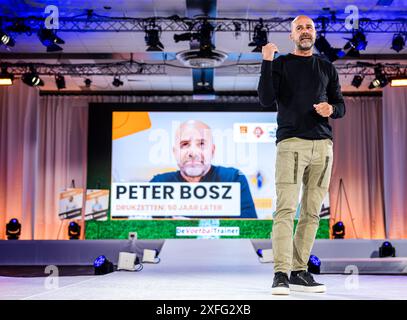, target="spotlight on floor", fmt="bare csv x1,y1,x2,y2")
68,221,81,240
351,74,364,88
142,249,161,263
38,28,65,52
0,67,14,86
379,241,396,258
391,33,405,53
94,255,114,275
0,30,15,47
22,68,44,87
6,218,21,240
332,221,345,239
248,18,268,52
55,74,66,90
256,248,274,263
308,254,321,274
